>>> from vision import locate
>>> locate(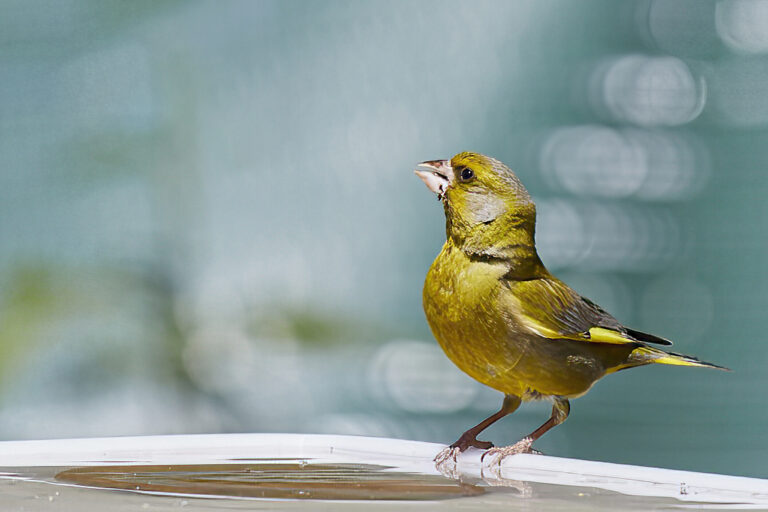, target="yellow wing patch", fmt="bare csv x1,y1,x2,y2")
519,320,587,341
587,327,638,345
520,317,637,346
